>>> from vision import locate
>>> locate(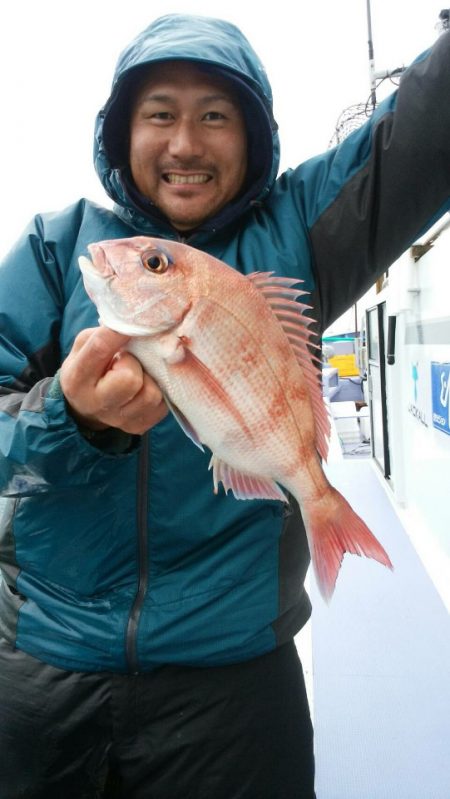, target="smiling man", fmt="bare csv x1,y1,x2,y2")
128,61,248,231
0,12,449,799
